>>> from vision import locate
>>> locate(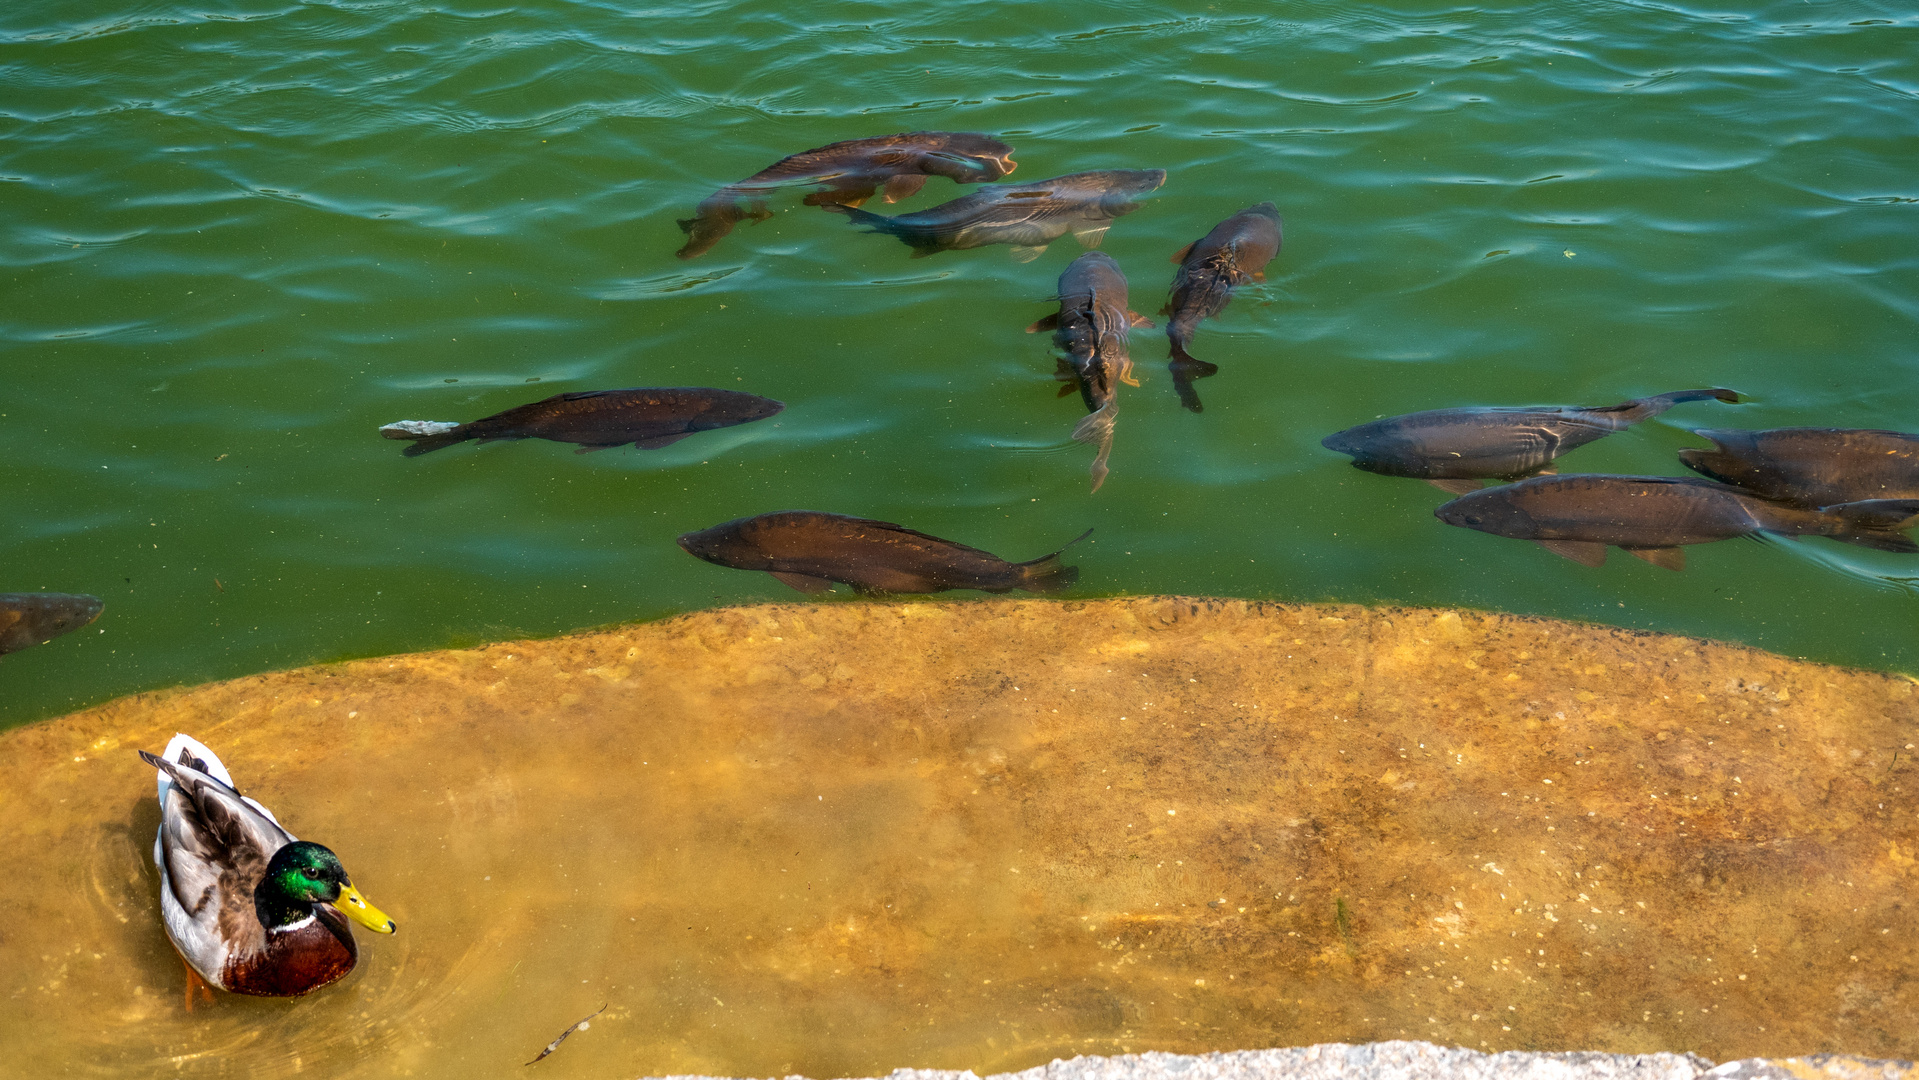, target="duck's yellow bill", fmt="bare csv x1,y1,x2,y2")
335,884,397,934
